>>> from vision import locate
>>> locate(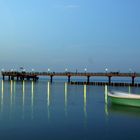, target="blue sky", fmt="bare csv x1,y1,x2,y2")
0,0,140,72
